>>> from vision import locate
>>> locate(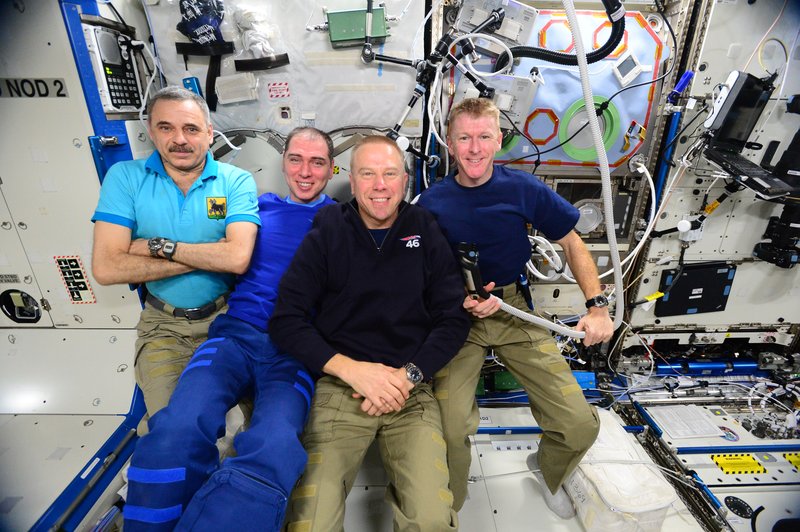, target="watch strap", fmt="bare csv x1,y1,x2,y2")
162,240,177,261
585,294,609,309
